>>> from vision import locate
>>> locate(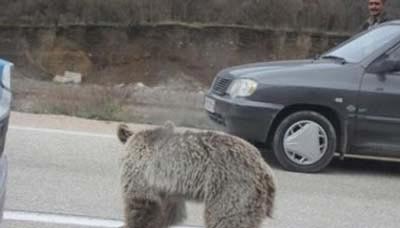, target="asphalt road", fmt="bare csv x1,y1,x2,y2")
2,112,400,228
